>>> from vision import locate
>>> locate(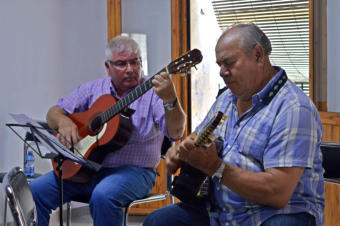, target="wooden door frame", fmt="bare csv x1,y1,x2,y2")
107,0,121,41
